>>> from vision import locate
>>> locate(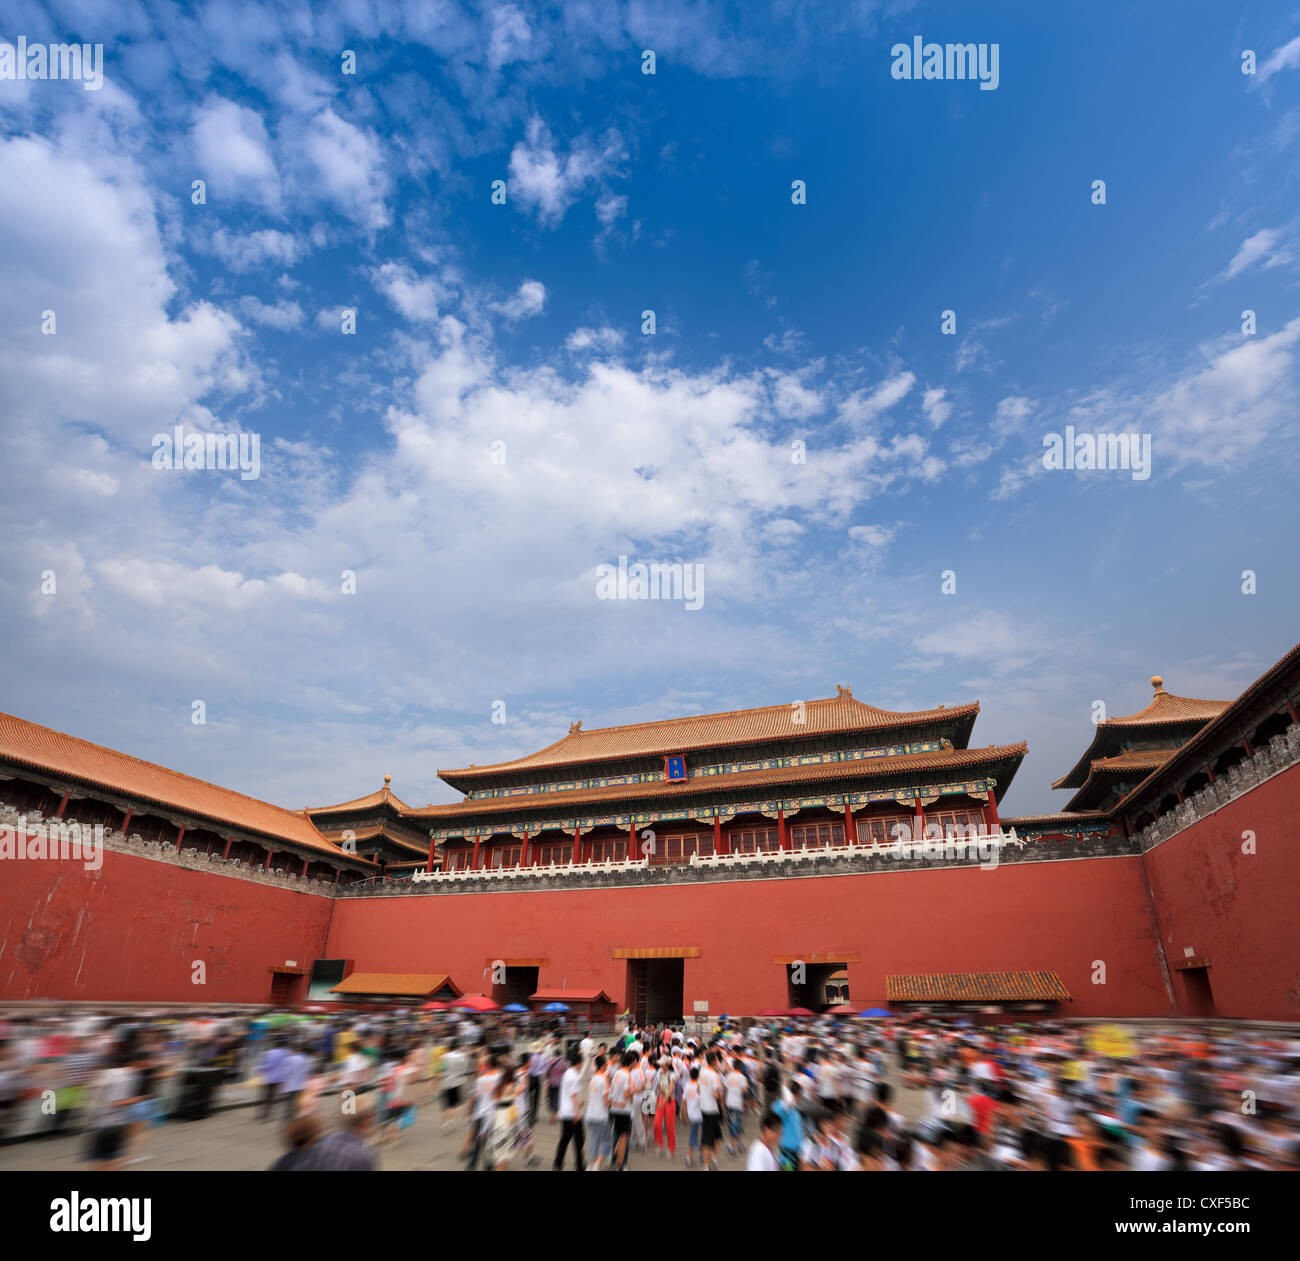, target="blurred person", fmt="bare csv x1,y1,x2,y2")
269,1113,324,1170
653,1055,677,1157
586,1053,613,1171
609,1049,636,1171
747,1109,783,1170
552,1047,585,1171
296,1104,378,1172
